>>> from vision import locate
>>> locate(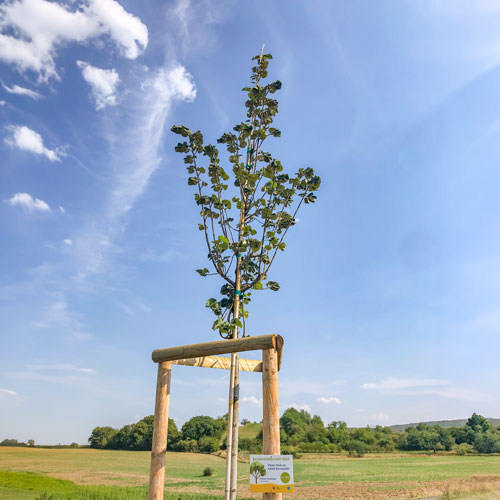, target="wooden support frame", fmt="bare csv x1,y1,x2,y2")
148,334,284,500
